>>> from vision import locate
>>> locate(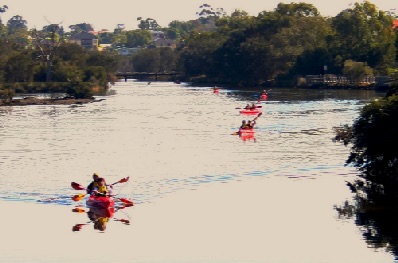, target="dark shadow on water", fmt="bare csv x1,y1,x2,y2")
336,185,398,260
